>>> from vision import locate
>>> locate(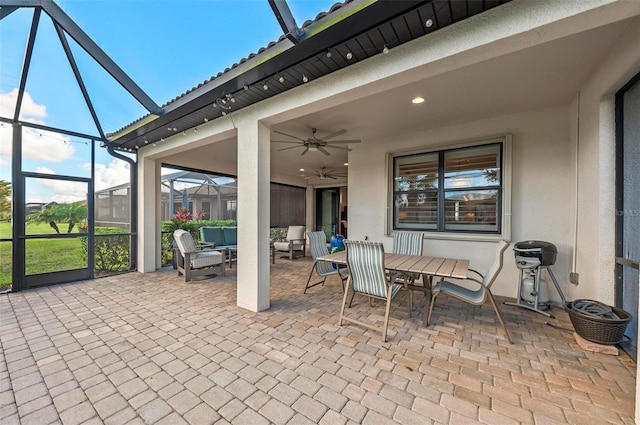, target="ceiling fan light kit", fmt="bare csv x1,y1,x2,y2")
271,128,361,156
